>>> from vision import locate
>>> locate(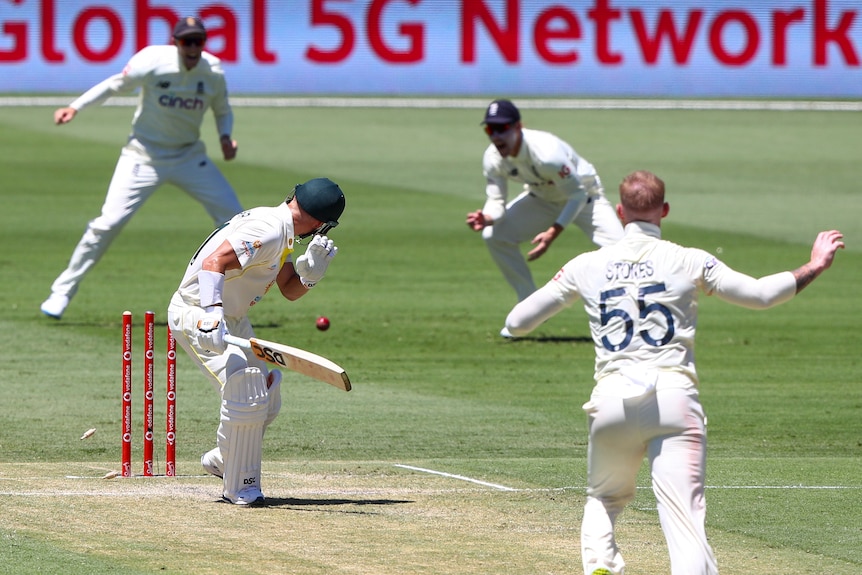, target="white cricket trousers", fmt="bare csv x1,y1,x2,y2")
49,143,242,299
481,191,622,302
580,375,719,575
